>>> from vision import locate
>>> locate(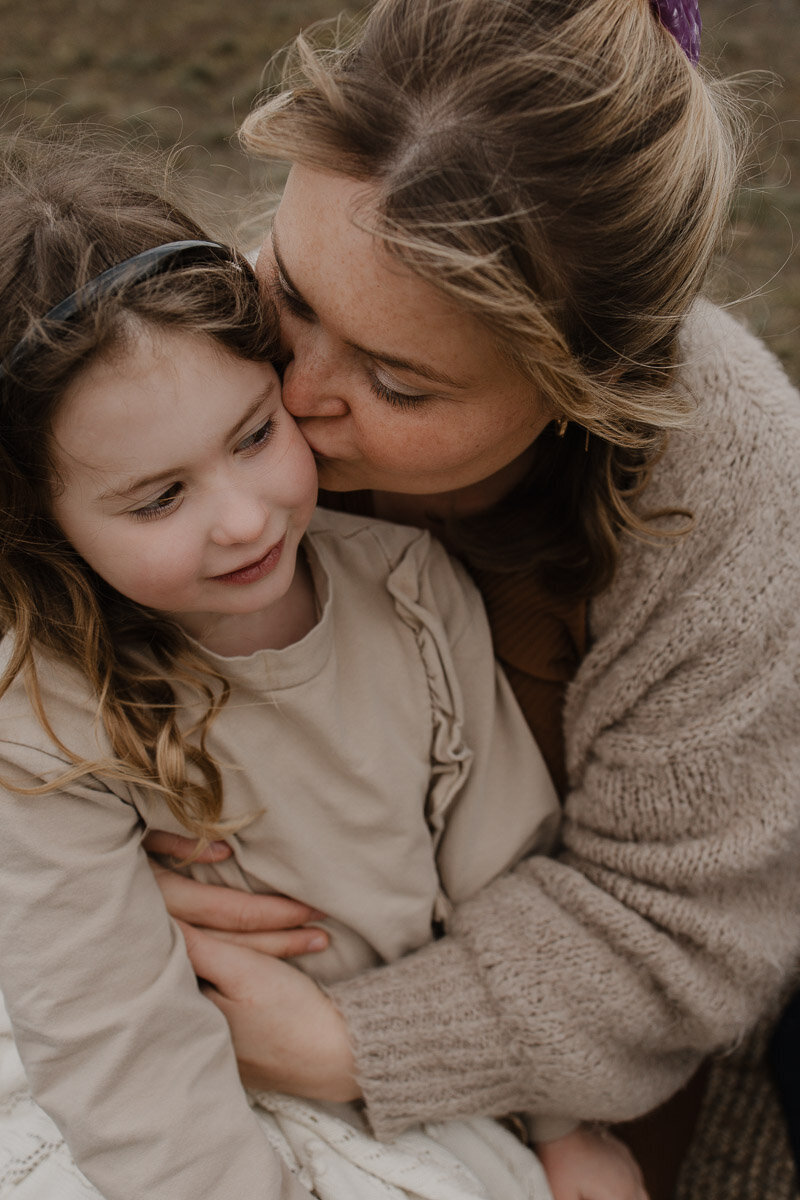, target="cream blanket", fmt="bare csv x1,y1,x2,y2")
0,993,552,1200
